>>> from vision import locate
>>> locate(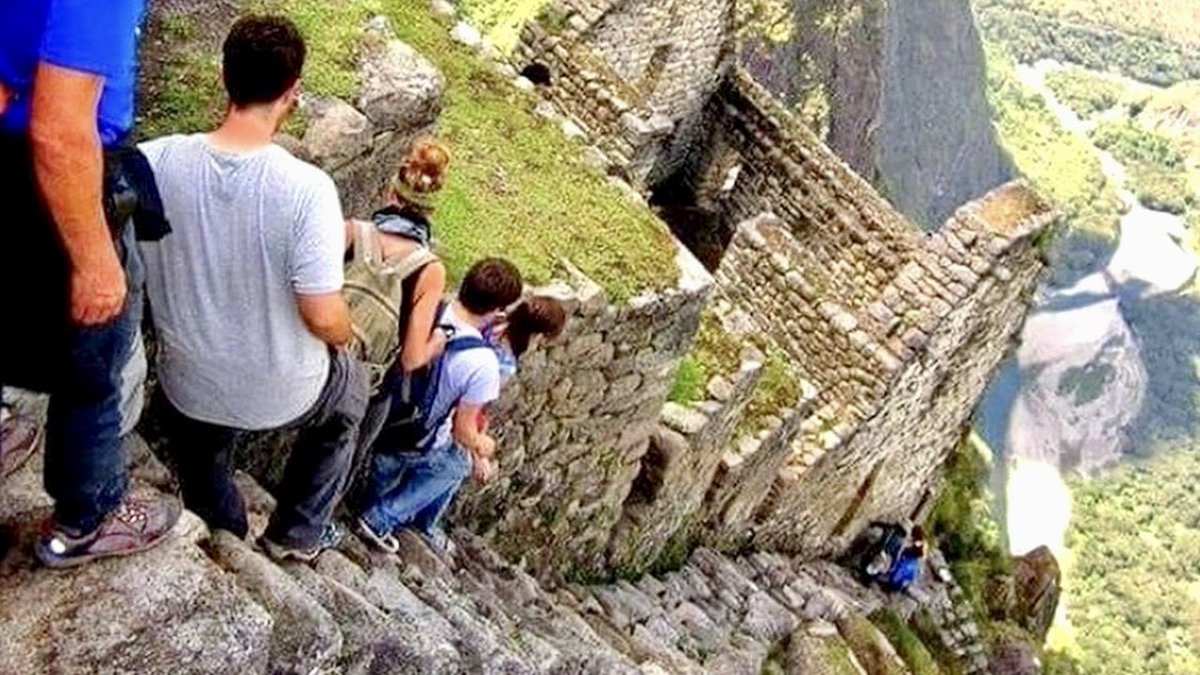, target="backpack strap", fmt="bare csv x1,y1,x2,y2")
353,219,381,267
412,333,492,451
384,246,439,280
